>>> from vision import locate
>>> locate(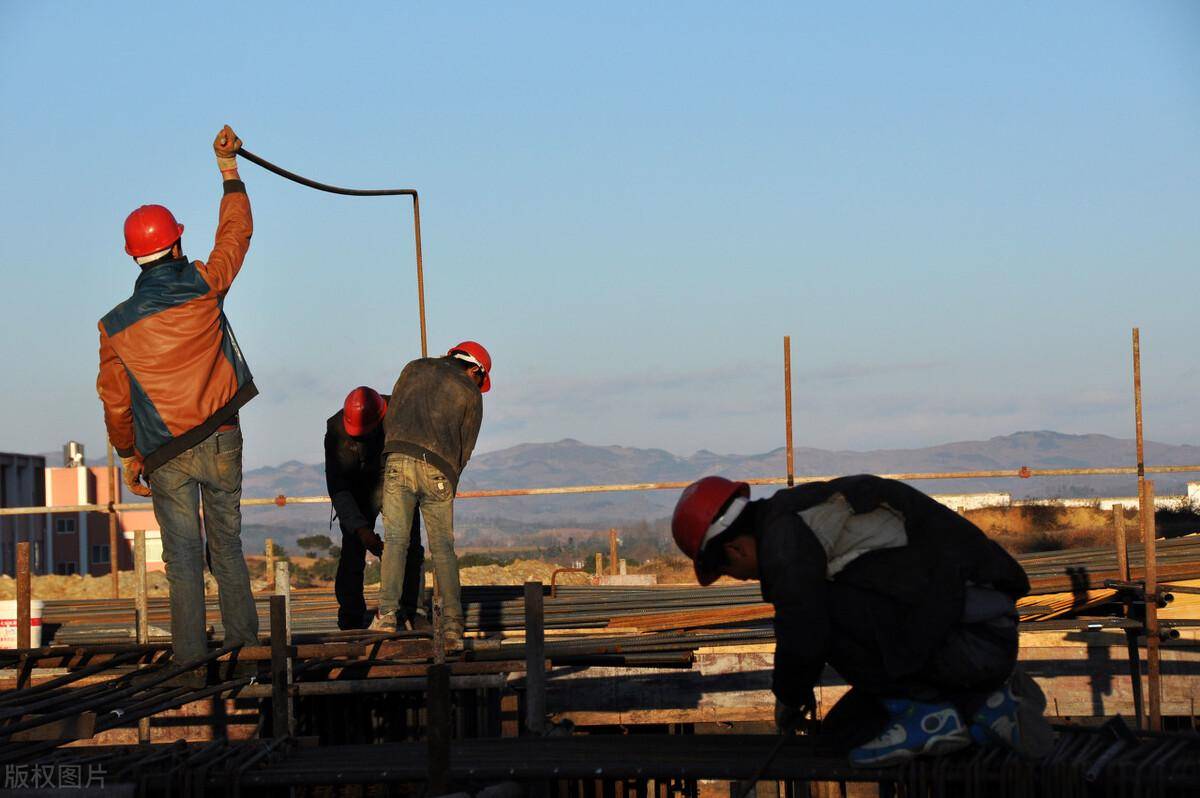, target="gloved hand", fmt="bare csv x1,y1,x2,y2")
356,527,384,557
121,455,152,497
775,690,816,733
213,124,242,170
